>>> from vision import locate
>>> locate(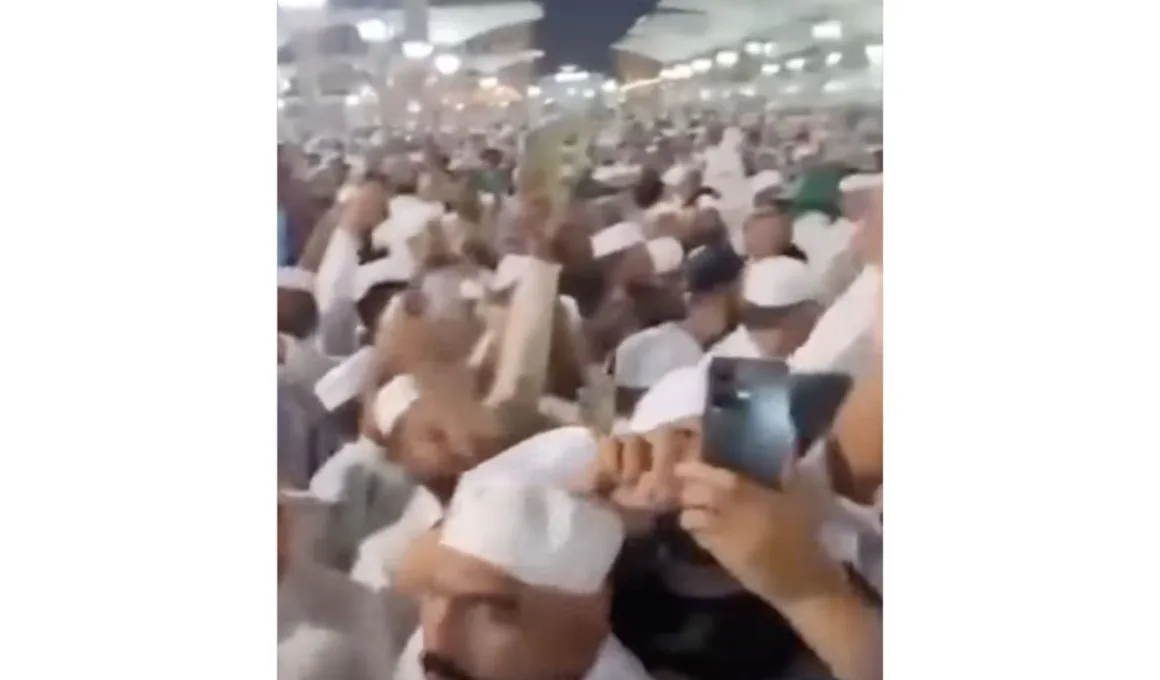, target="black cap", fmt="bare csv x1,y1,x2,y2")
684,242,745,294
